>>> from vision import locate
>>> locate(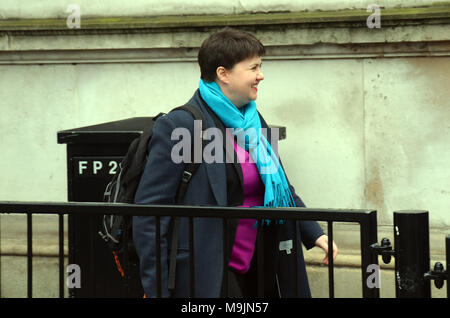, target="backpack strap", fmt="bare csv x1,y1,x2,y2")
121,112,167,188
167,103,207,291
172,104,206,203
